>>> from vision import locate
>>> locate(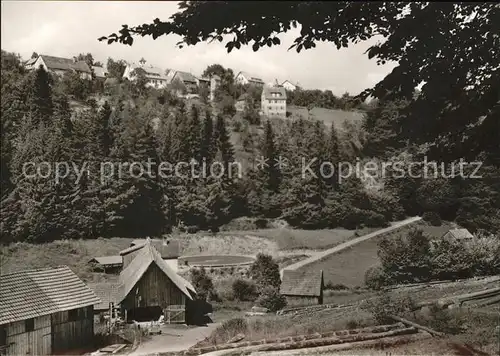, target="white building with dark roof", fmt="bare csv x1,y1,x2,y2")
123,61,170,89
281,80,301,91
235,71,265,86
261,85,287,118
